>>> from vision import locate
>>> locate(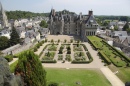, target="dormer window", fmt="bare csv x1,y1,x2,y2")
90,20,93,22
